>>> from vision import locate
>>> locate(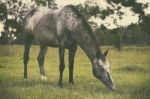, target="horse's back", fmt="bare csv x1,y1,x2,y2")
23,5,91,47
24,7,51,33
